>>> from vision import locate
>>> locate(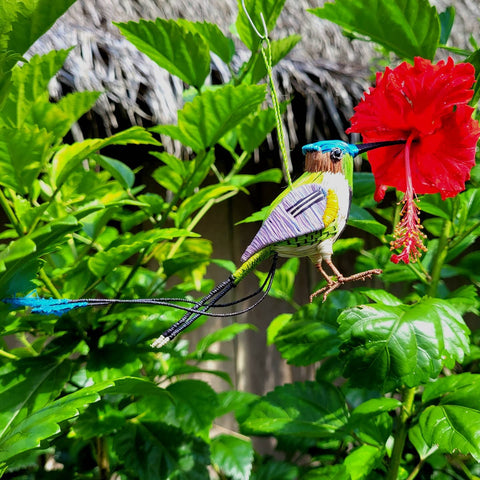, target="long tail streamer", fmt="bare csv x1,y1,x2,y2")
5,254,278,347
